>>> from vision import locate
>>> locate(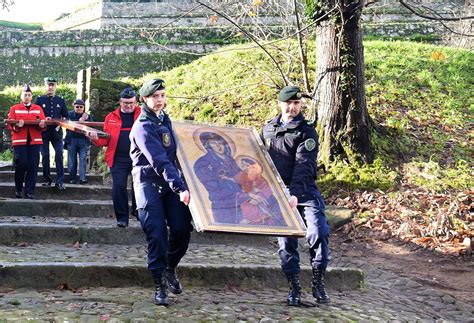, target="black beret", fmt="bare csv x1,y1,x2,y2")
278,85,304,102
139,79,165,97
120,87,136,99
44,77,57,84
73,99,85,106
22,84,32,93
